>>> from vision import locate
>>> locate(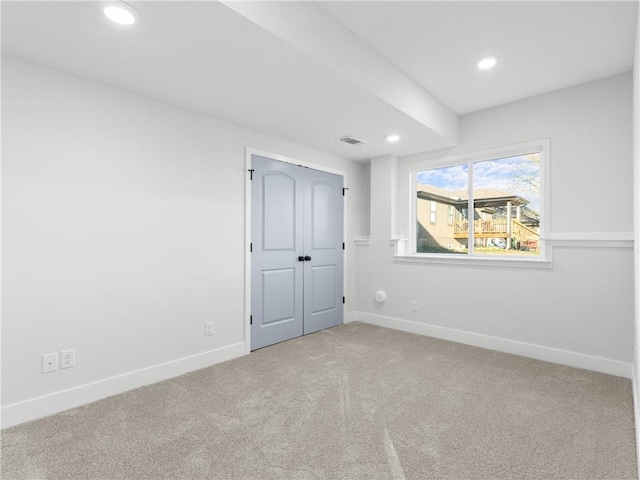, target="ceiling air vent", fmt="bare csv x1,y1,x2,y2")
337,135,366,146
